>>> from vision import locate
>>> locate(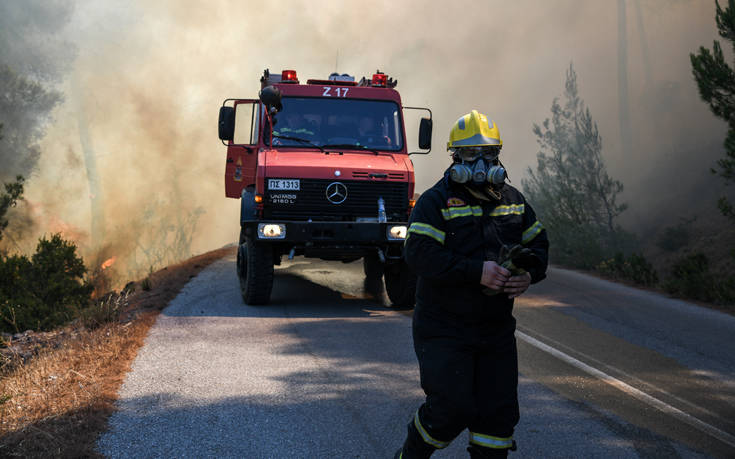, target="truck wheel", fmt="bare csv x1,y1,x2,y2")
363,252,385,299
363,252,384,279
237,237,274,305
384,261,417,309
